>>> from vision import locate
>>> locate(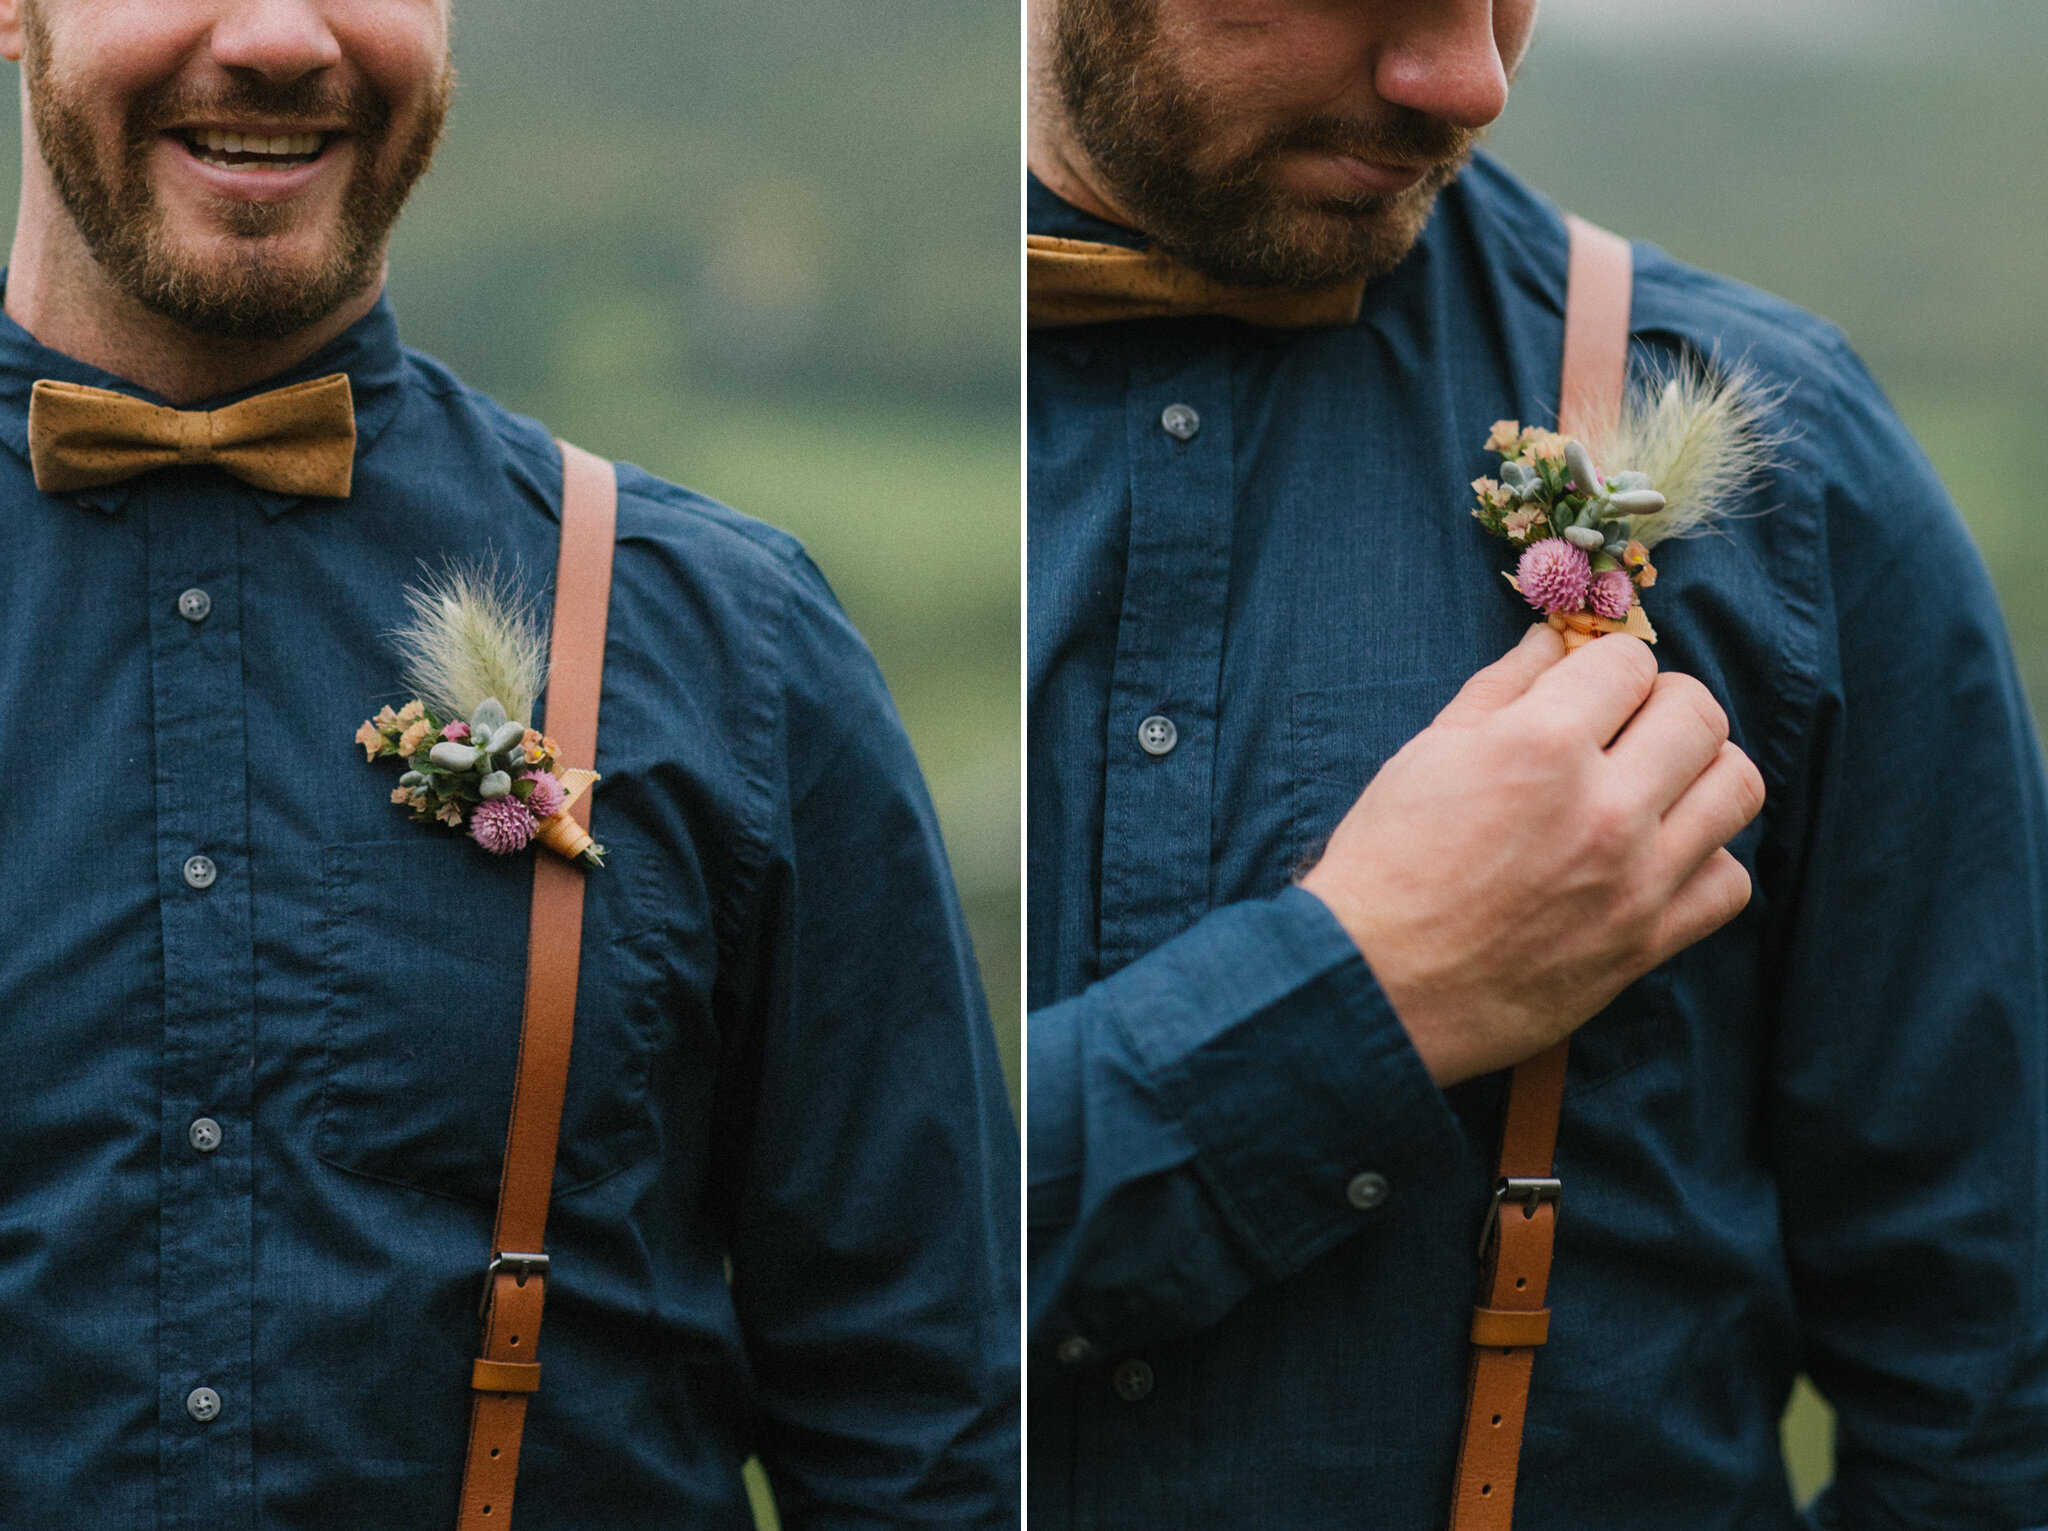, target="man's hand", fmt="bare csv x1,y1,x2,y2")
1299,625,1763,1087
